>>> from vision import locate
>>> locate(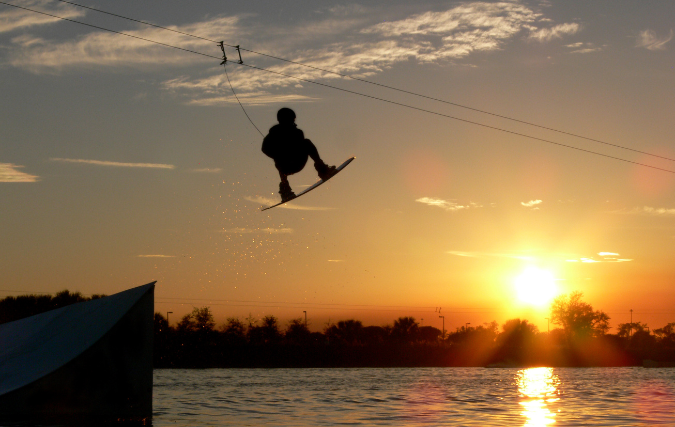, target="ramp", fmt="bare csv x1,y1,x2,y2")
0,282,155,422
